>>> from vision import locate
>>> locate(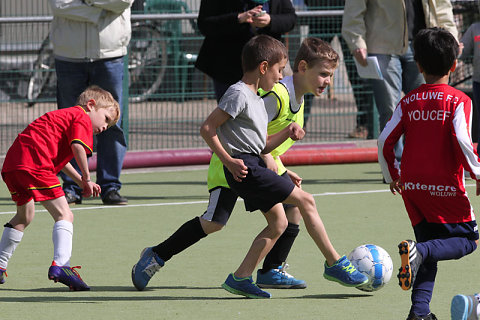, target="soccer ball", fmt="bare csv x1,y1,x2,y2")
347,244,393,292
